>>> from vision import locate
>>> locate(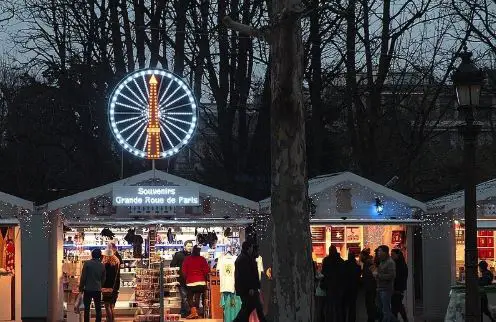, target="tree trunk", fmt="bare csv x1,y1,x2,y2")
120,0,135,71
309,0,322,176
109,0,126,75
173,0,190,75
133,0,146,68
269,1,313,320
